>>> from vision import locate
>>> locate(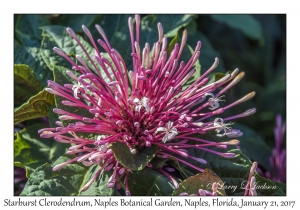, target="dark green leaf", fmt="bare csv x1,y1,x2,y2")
48,104,58,128
94,14,133,68
185,21,226,74
166,157,189,178
150,156,168,169
150,156,188,177
274,182,286,195
211,72,226,83
234,123,272,171
20,155,114,196
20,156,87,196
140,14,194,43
14,14,50,47
51,65,96,140
110,142,157,171
14,89,54,124
172,168,226,196
14,123,69,177
40,25,112,83
178,142,284,195
14,43,53,87
128,167,181,195
79,165,114,196
14,64,43,106
210,15,264,42
52,15,102,34
40,25,79,71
